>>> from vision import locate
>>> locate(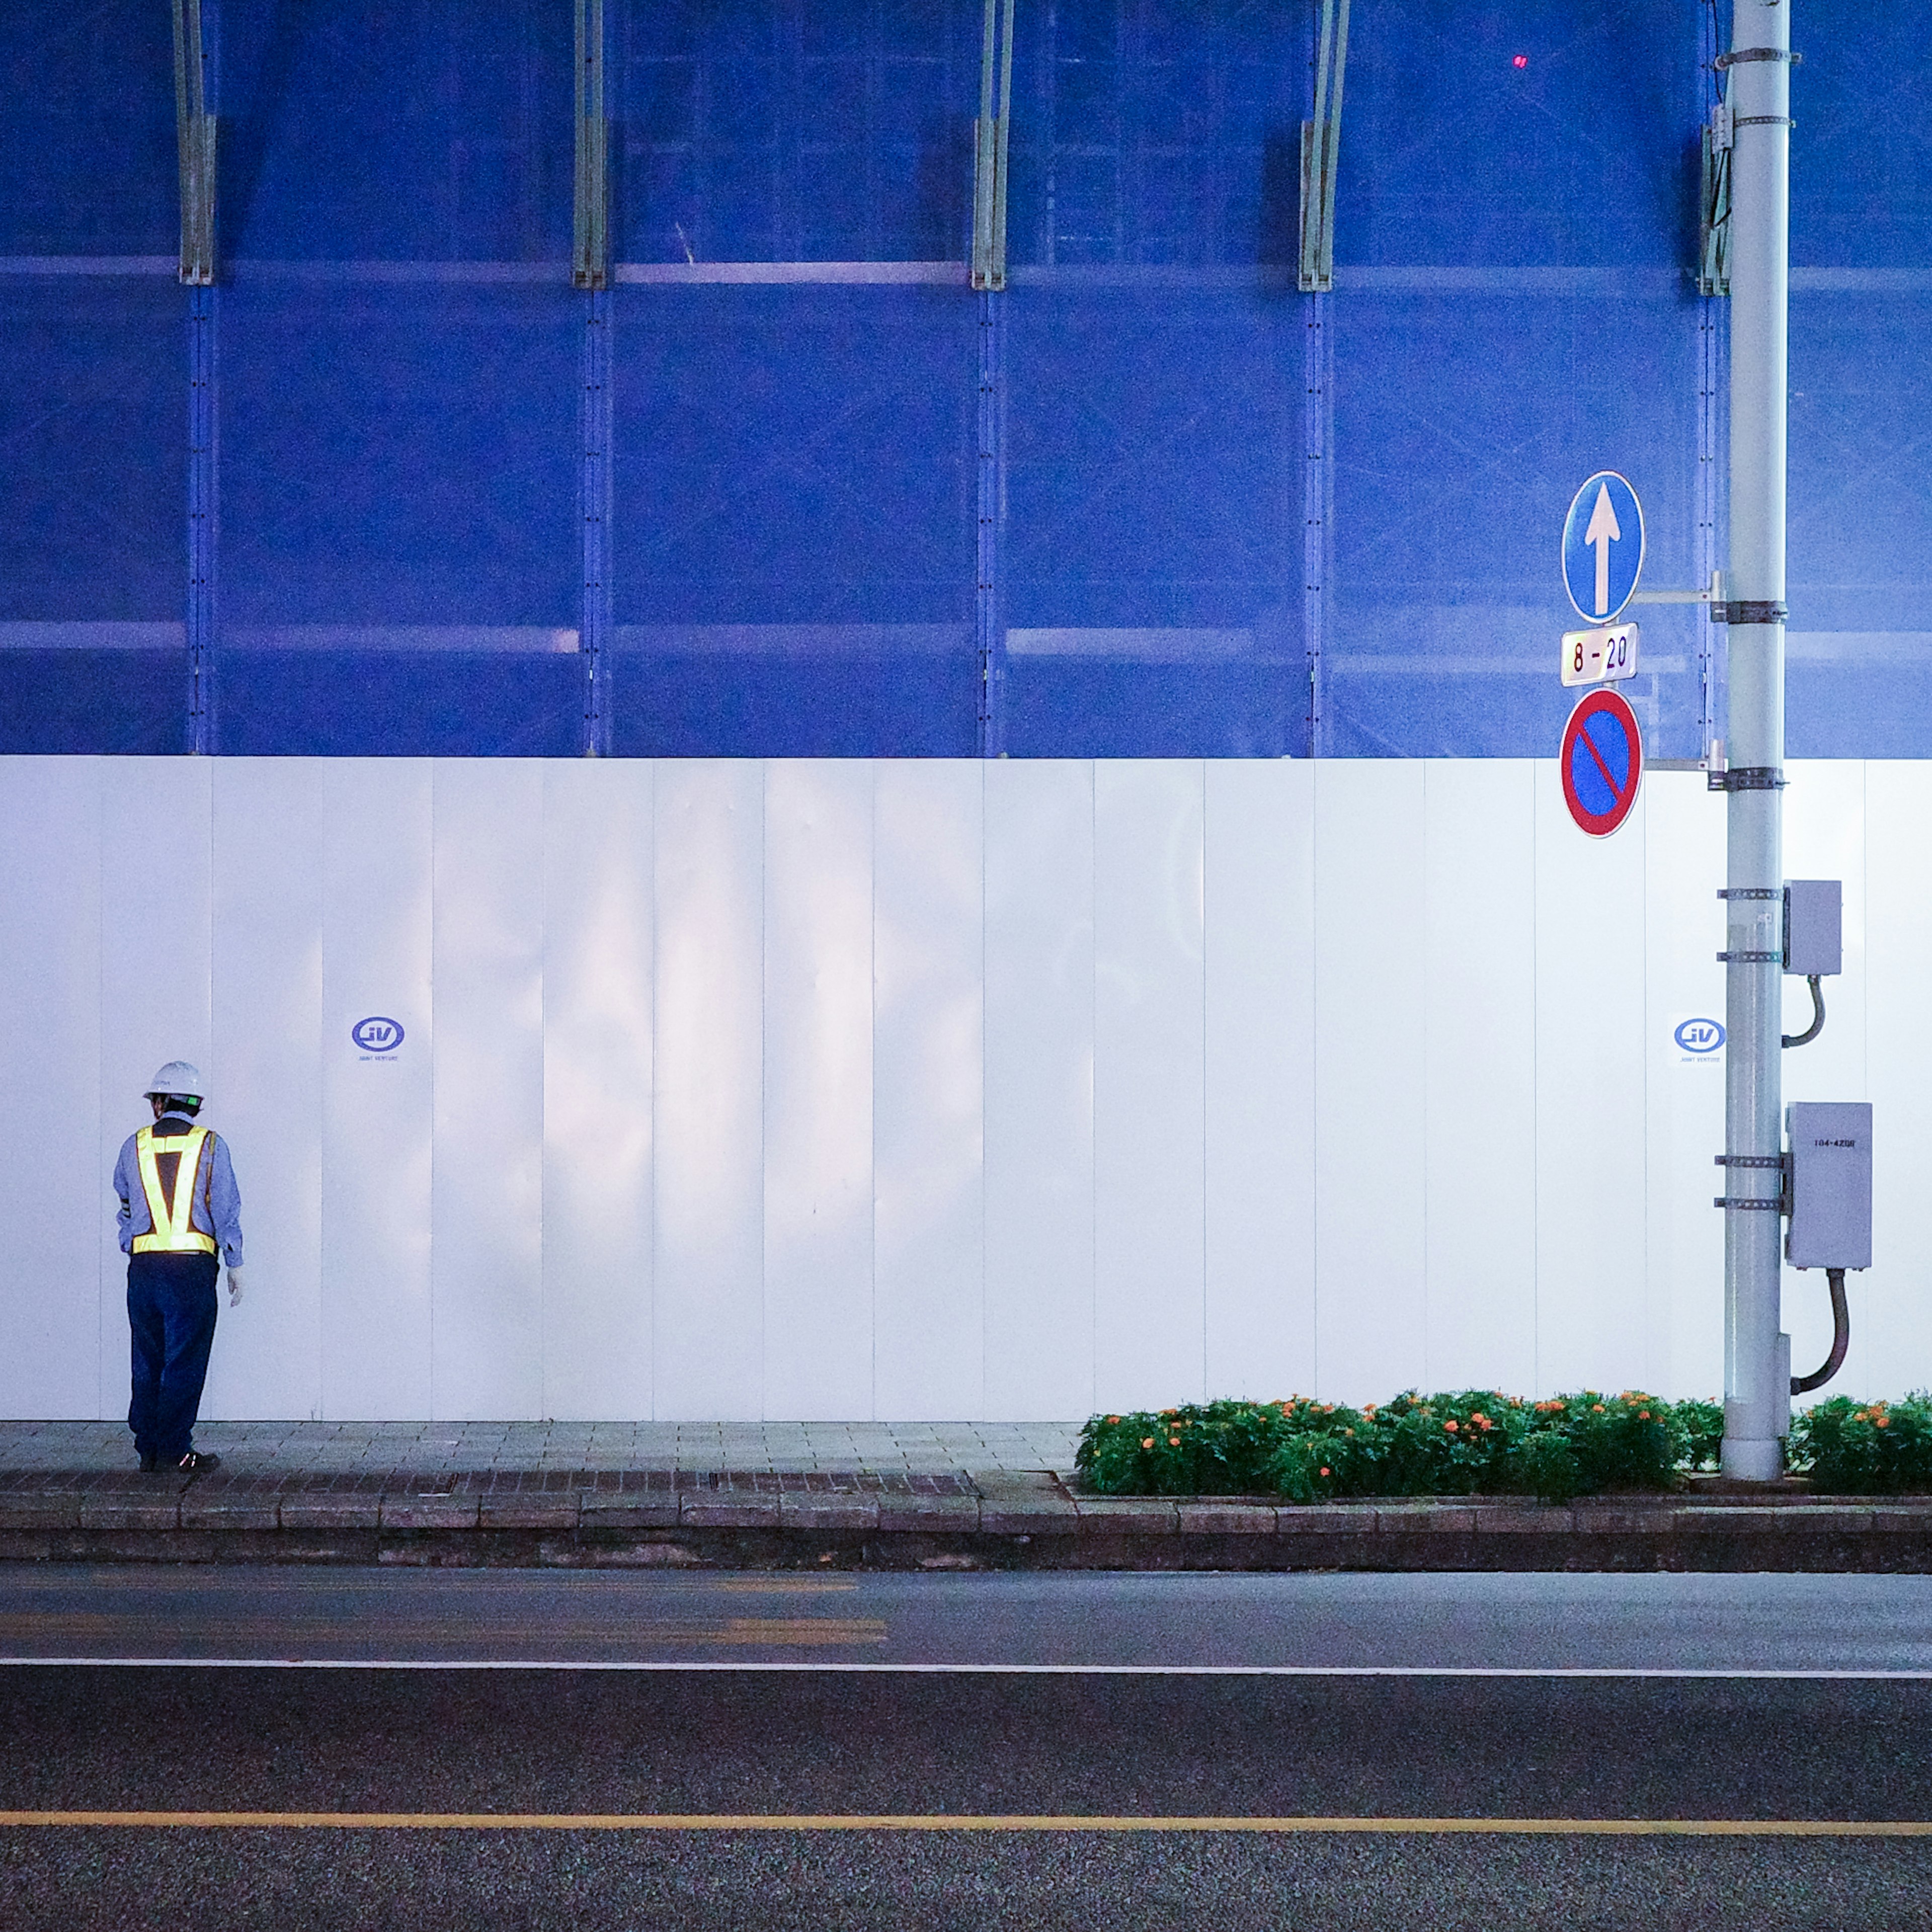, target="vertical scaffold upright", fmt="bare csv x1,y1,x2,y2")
575,0,612,757
972,0,1015,758
173,0,218,753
